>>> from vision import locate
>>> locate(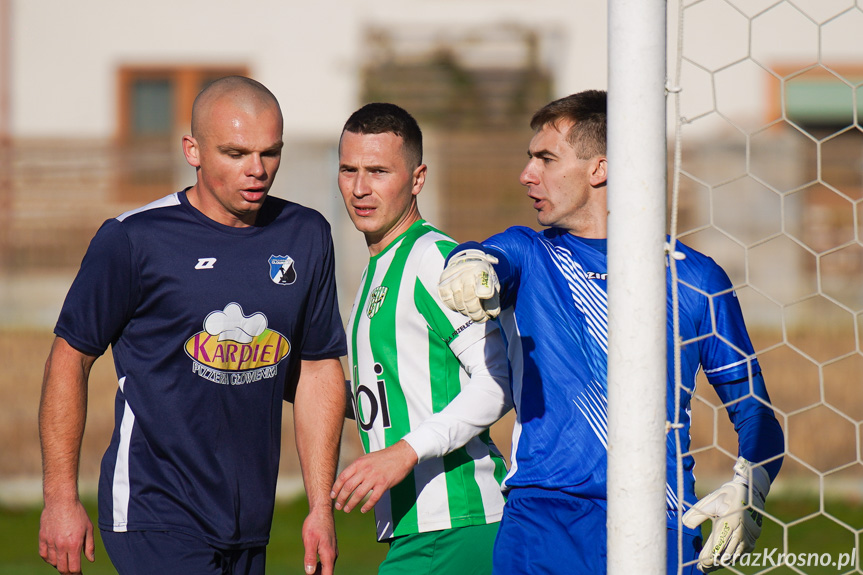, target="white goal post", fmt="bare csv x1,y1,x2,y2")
606,1,669,575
